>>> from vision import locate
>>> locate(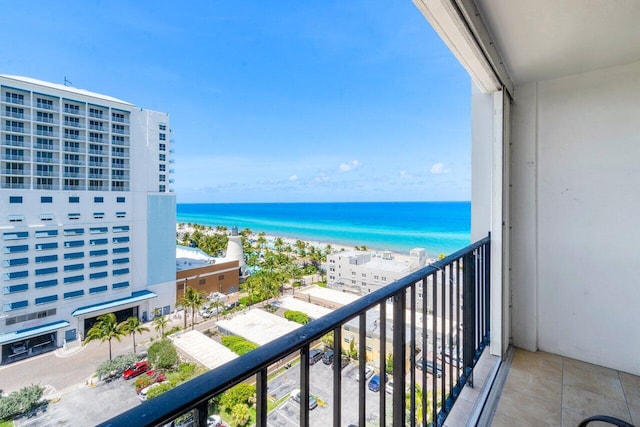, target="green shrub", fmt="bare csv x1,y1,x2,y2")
220,384,256,411
0,385,44,421
145,381,174,400
221,335,258,355
96,352,139,378
147,339,178,370
284,310,310,325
